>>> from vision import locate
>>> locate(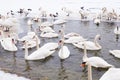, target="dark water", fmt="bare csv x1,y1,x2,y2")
0,18,120,80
